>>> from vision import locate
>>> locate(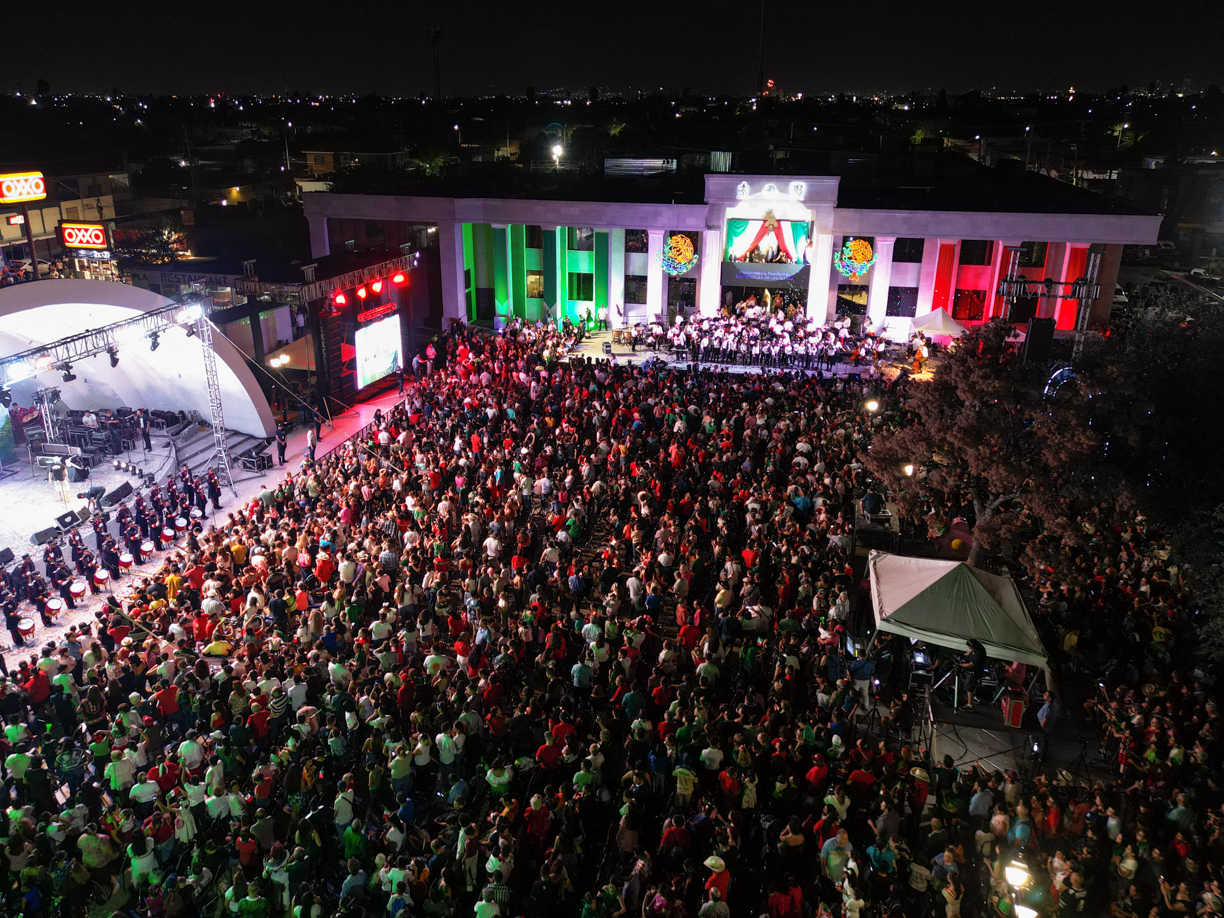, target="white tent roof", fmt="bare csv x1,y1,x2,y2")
0,279,275,437
911,308,967,338
868,550,1048,667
